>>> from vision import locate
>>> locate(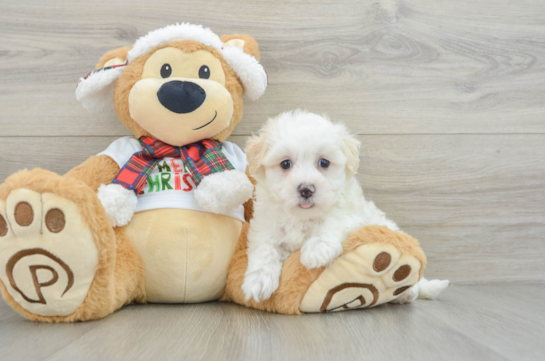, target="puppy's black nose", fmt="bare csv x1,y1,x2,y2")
298,184,315,199
157,81,206,114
